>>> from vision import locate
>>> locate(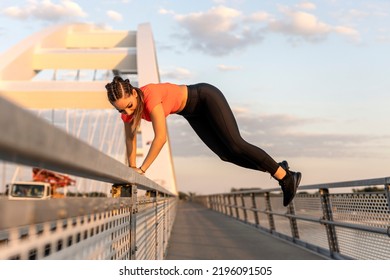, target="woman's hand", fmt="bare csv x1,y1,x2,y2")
131,167,145,175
